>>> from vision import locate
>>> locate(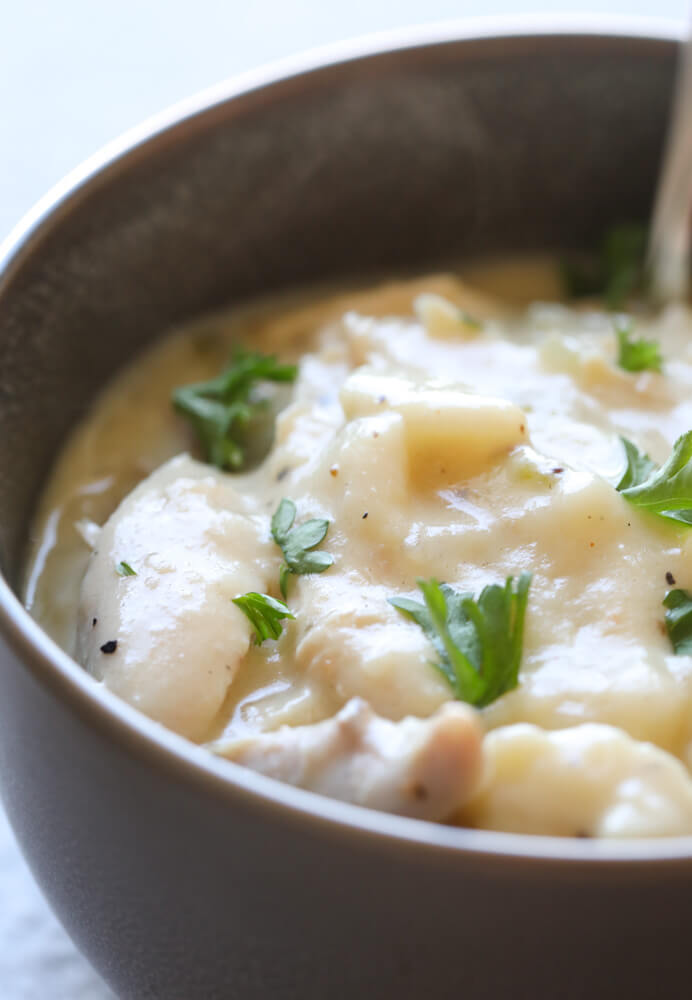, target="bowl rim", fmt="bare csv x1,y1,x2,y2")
1,13,691,868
